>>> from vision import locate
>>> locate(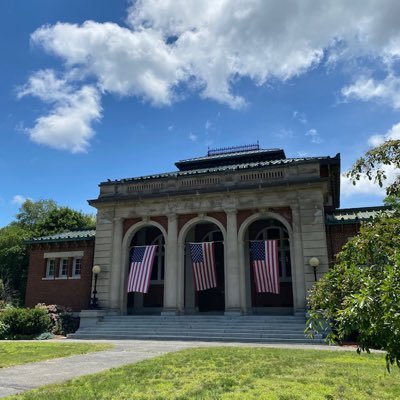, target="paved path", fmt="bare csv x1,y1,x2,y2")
0,340,357,398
